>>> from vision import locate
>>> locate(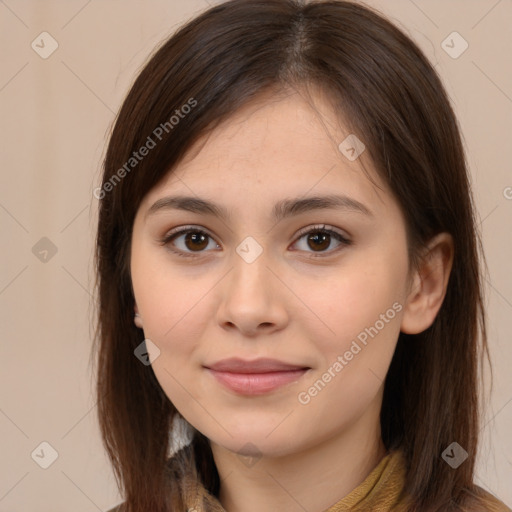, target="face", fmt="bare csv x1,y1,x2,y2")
130,88,413,459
